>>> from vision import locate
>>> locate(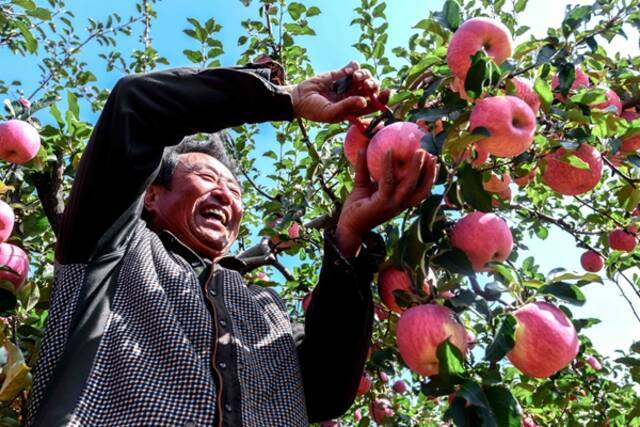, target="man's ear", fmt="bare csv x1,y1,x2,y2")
144,185,161,216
